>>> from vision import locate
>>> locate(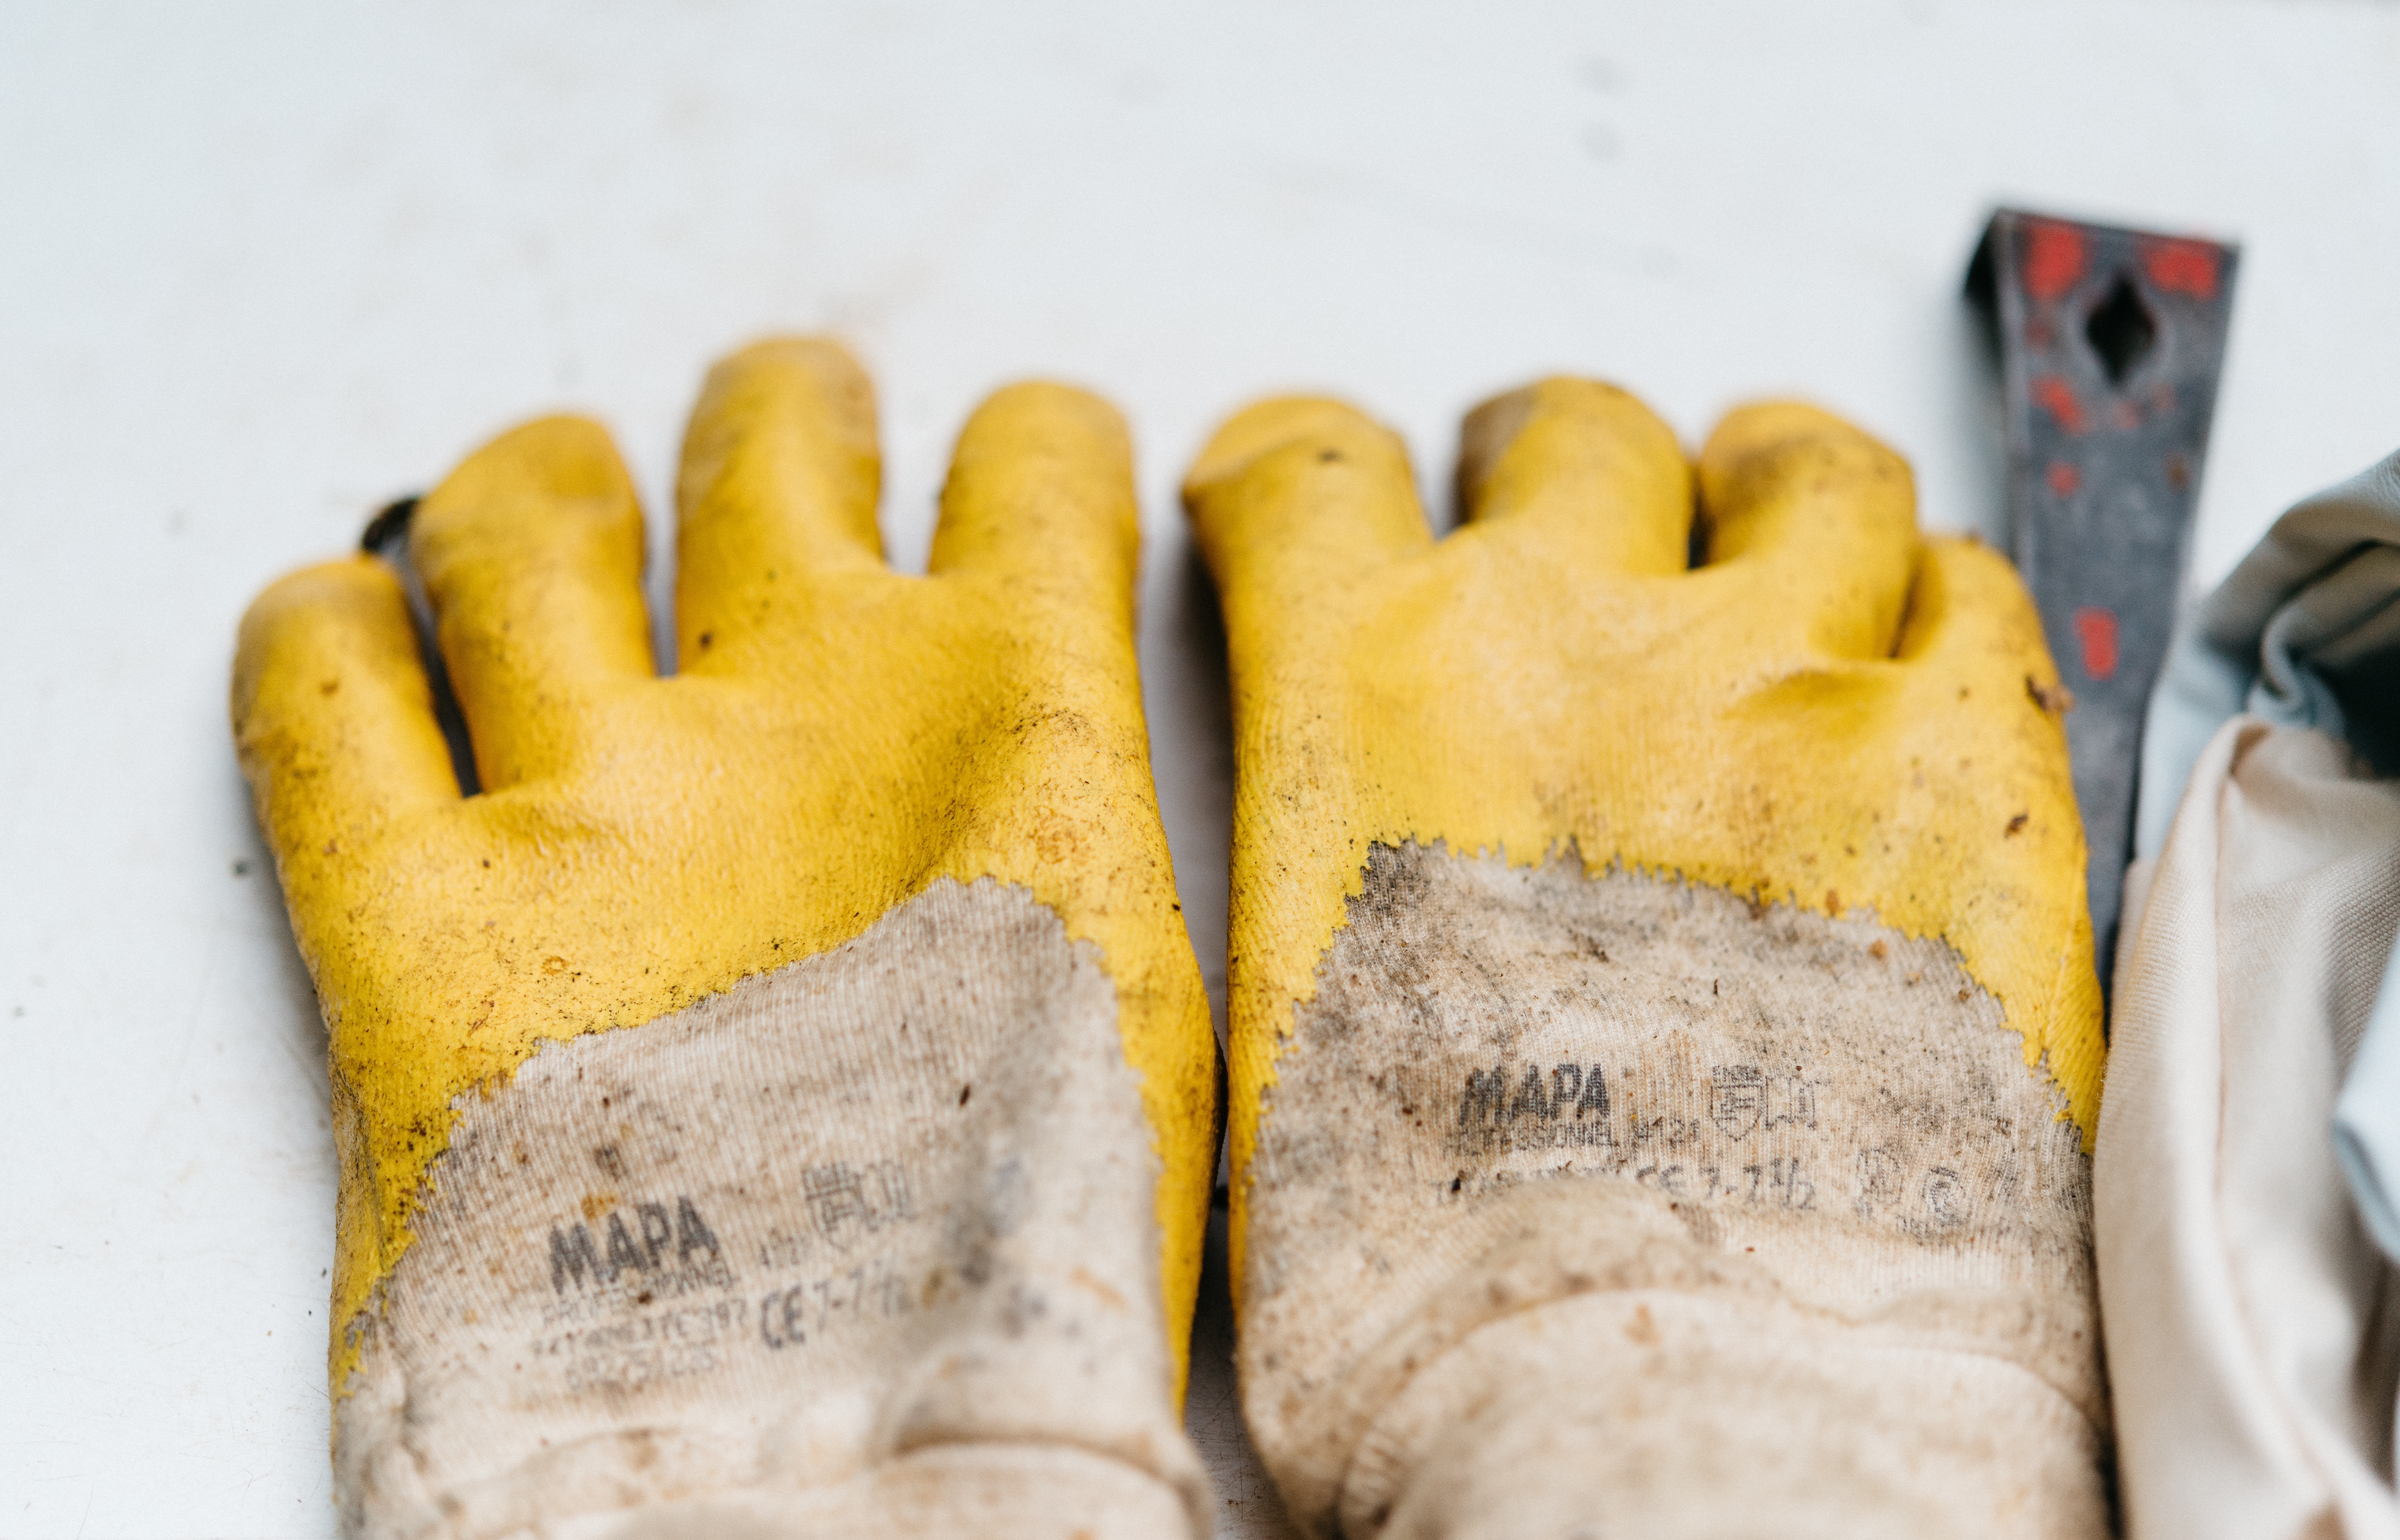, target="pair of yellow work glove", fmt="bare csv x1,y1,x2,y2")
235,339,2107,1540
